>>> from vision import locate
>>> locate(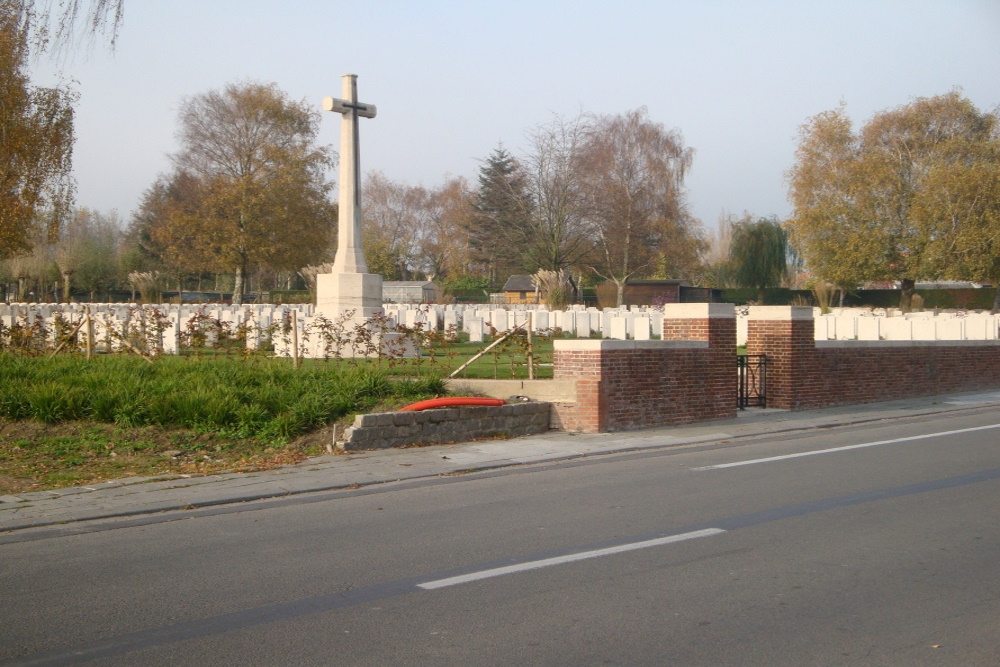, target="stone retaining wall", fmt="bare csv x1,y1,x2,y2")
339,401,551,451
